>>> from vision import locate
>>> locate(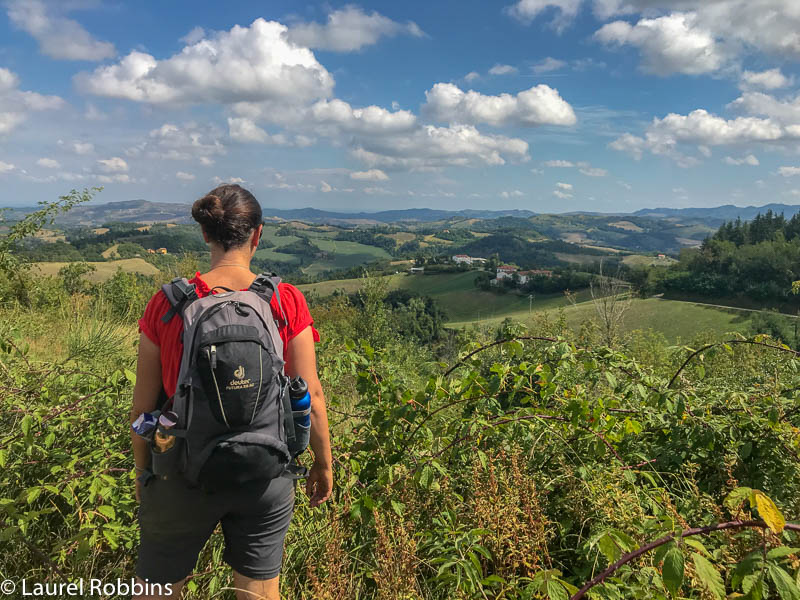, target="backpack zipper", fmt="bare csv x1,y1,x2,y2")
206,345,230,428
250,344,264,424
